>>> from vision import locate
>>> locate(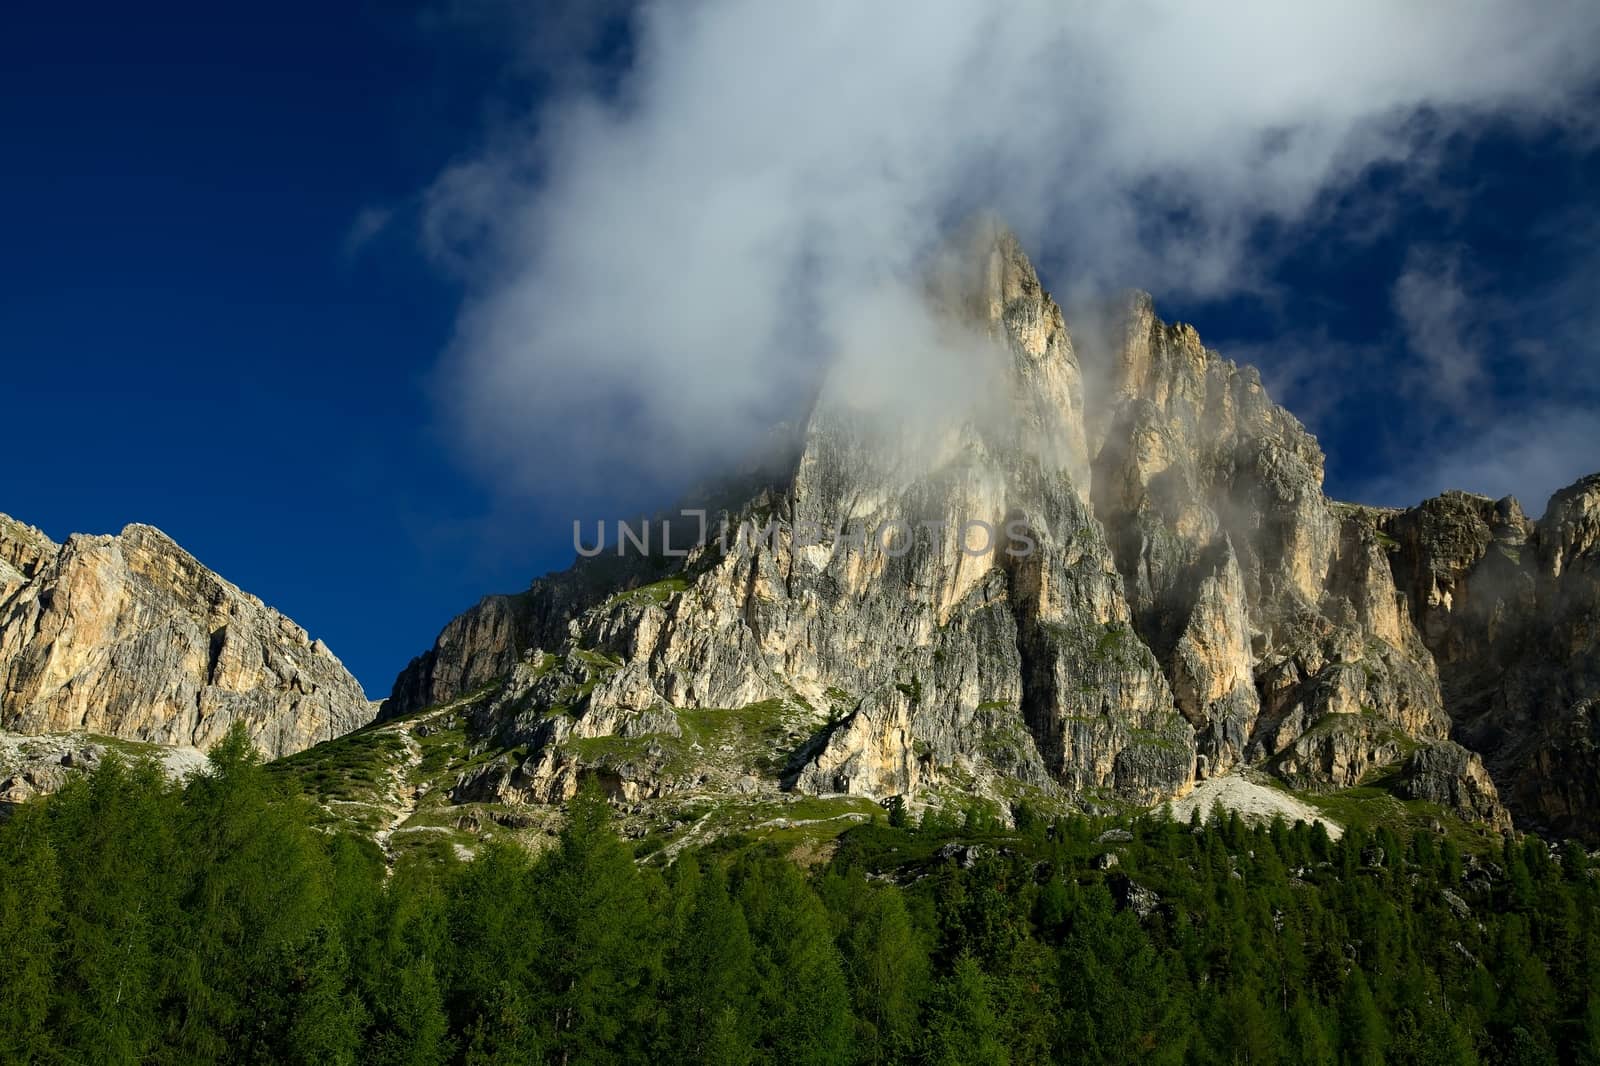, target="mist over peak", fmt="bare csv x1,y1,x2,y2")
422,0,1599,510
